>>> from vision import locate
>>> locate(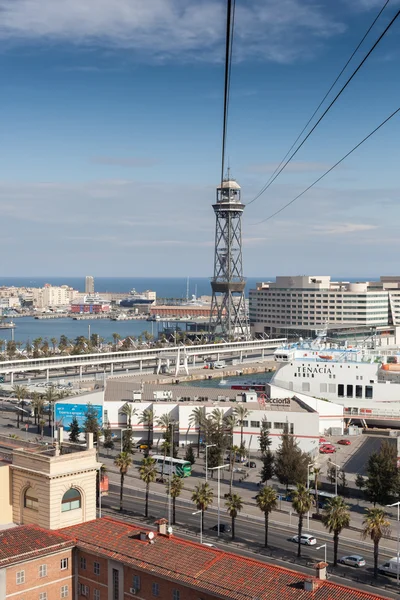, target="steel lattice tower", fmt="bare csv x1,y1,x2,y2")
210,174,249,339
